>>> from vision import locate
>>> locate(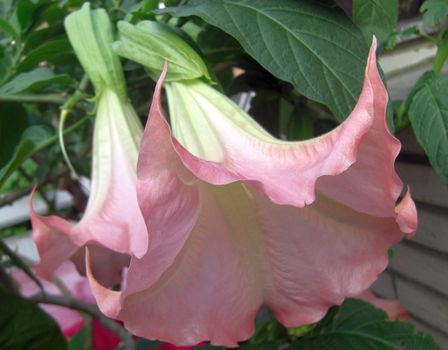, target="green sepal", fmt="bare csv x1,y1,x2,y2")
114,20,211,82
64,2,126,99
